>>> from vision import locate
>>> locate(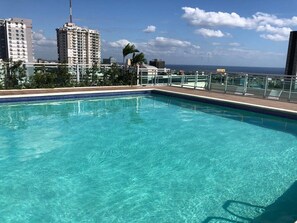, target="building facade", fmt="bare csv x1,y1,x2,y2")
56,22,101,65
0,18,34,63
